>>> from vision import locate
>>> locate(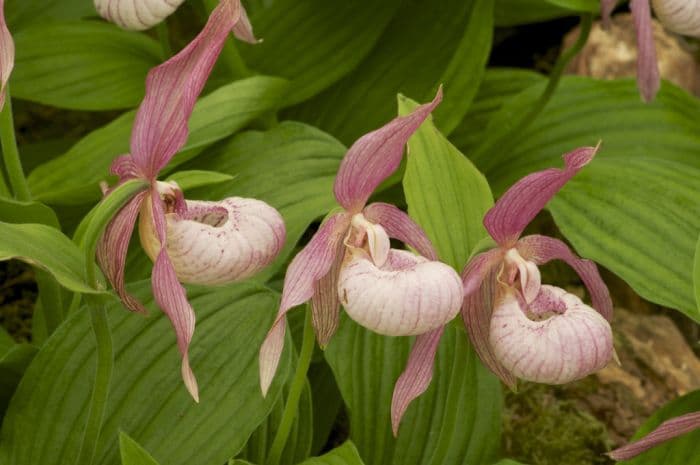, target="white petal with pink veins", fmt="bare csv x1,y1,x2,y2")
652,0,700,37
338,249,463,336
94,0,186,31
490,285,613,384
140,196,285,285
